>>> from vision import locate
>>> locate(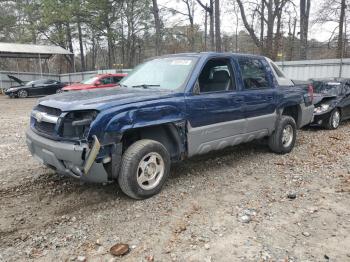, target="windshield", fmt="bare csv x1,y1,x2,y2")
120,57,198,90
25,81,35,86
80,76,99,85
313,81,343,96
